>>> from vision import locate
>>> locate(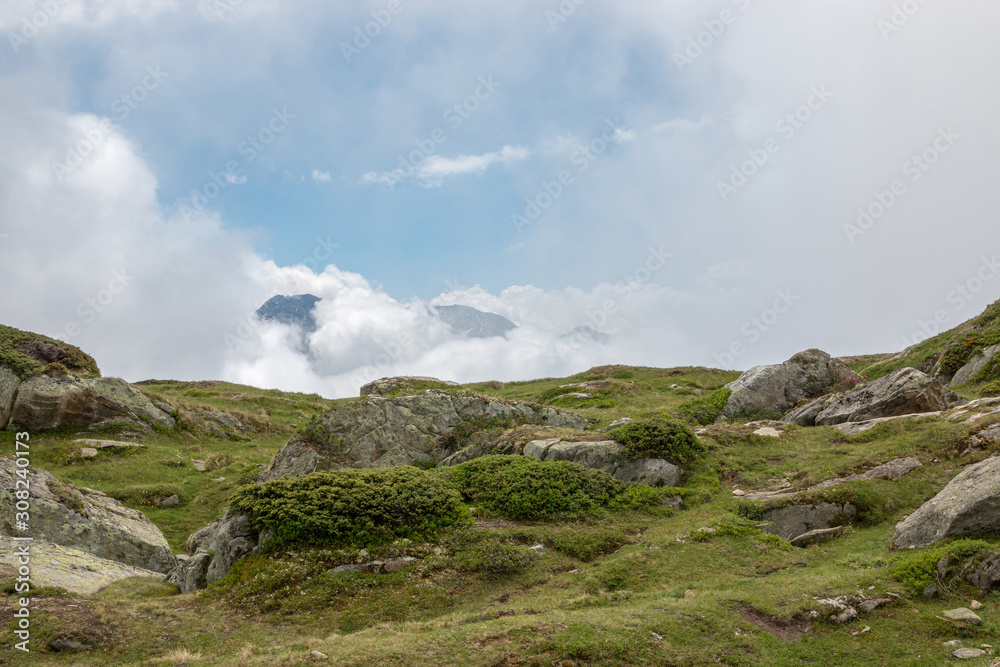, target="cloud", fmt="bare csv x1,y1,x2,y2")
311,169,331,182
361,145,530,188
613,128,636,144
653,114,711,133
